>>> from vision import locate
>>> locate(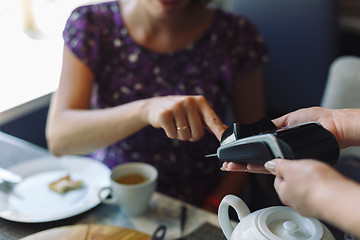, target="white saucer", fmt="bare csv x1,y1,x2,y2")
0,155,110,223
